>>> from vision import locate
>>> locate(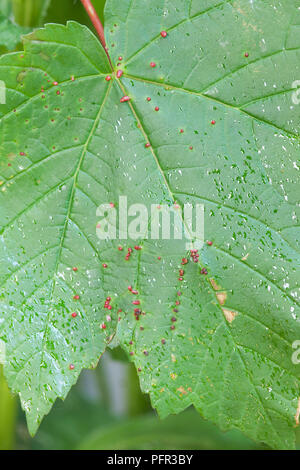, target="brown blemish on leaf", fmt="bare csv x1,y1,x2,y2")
171,354,176,363
295,397,300,426
216,292,227,305
222,308,237,323
210,279,227,305
177,386,187,396
210,279,221,291
242,253,250,261
170,373,177,380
